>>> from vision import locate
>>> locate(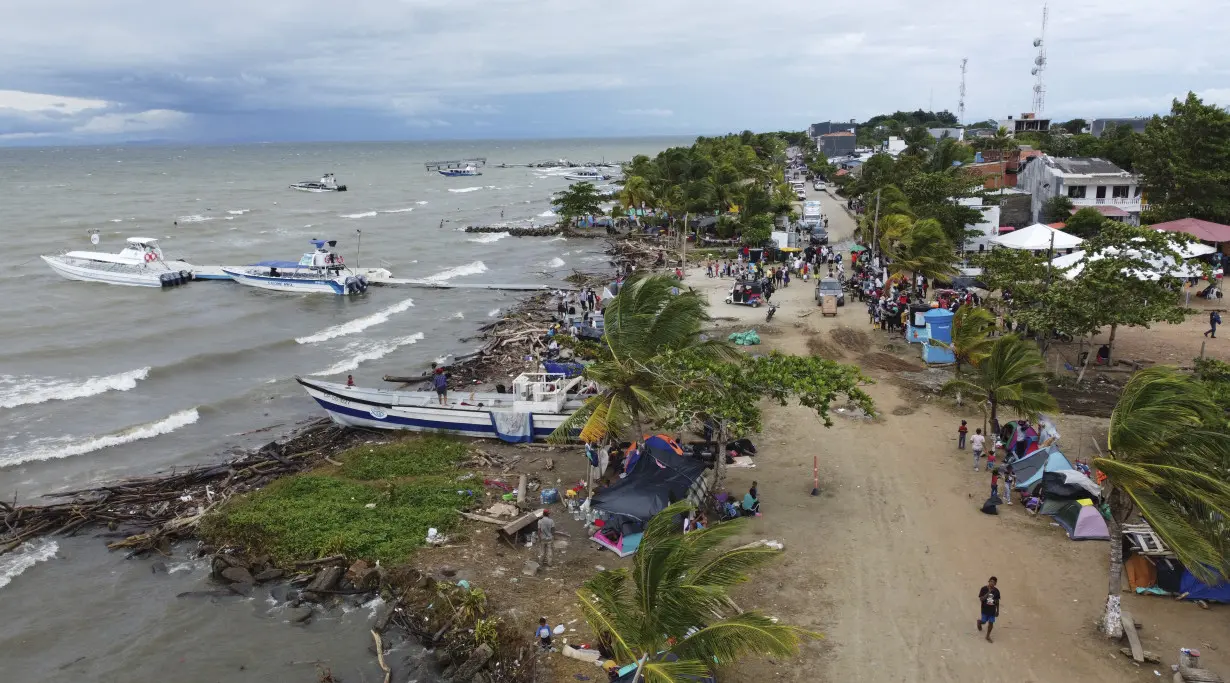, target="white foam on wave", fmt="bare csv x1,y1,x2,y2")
450,311,465,320
447,187,482,194
0,539,58,590
340,211,378,219
545,257,566,269
0,367,151,410
0,409,200,468
538,210,557,218
227,209,250,216
295,297,416,344
380,207,415,214
467,232,509,244
420,261,487,283
416,201,429,205
109,218,123,223
546,236,568,242
487,308,502,317
310,333,425,376
177,215,213,223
